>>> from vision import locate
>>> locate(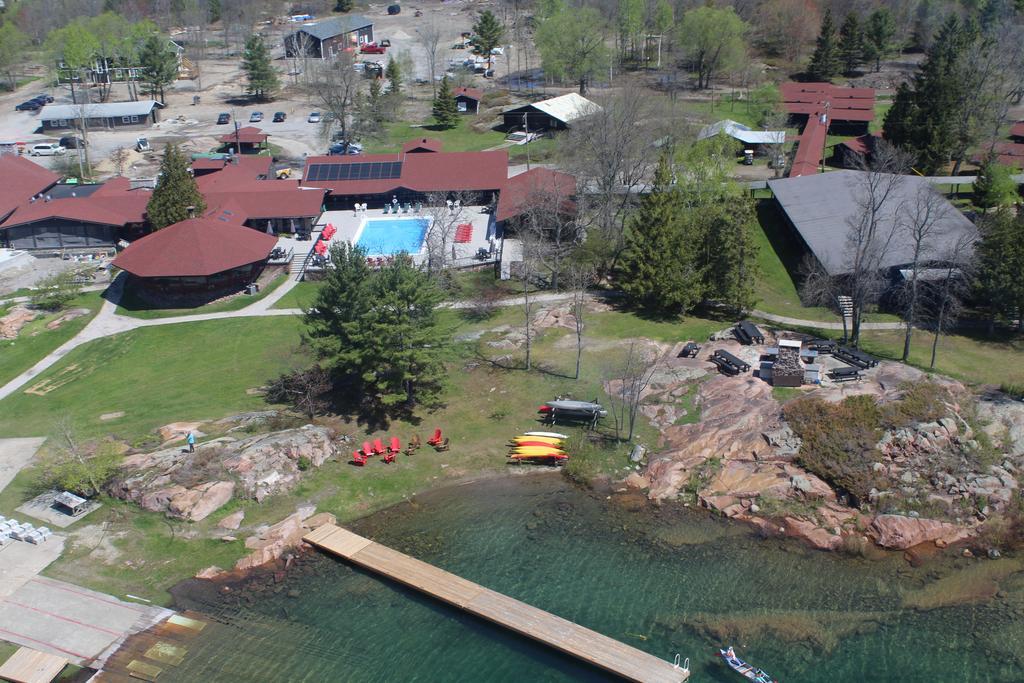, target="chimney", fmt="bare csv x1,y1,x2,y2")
44,195,51,202
186,205,195,218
